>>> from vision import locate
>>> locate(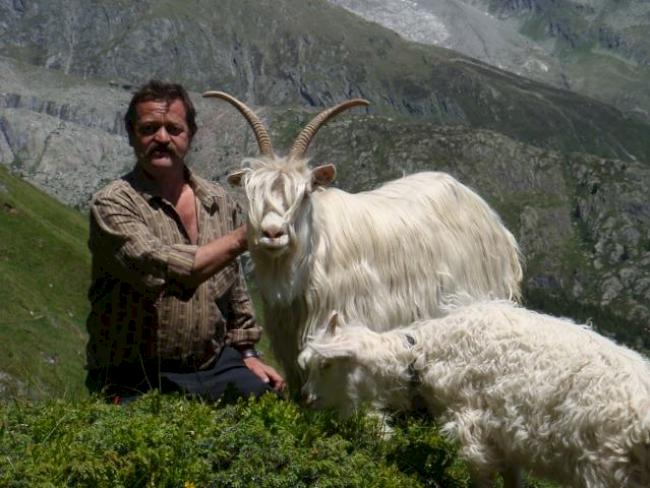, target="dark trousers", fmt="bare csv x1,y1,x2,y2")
86,346,274,404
